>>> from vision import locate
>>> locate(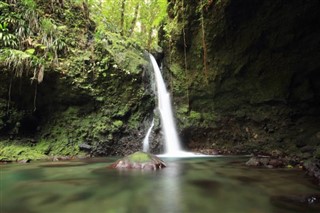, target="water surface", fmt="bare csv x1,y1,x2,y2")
1,156,319,213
